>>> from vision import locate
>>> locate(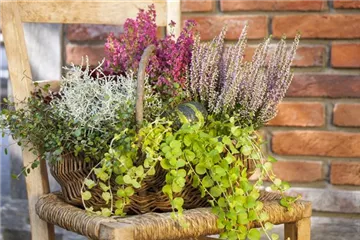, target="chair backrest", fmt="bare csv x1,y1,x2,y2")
0,1,180,239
